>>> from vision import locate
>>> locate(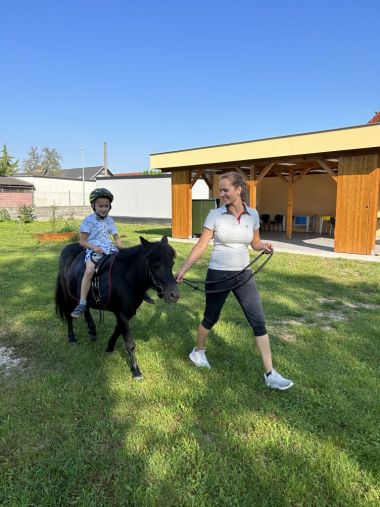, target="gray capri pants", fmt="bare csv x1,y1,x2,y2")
201,269,267,337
